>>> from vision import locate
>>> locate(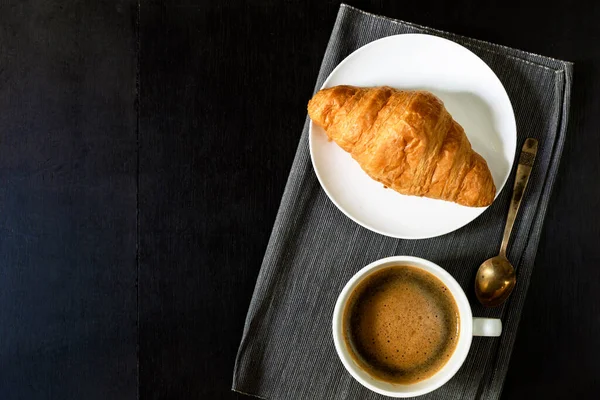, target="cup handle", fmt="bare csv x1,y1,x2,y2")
473,318,502,337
